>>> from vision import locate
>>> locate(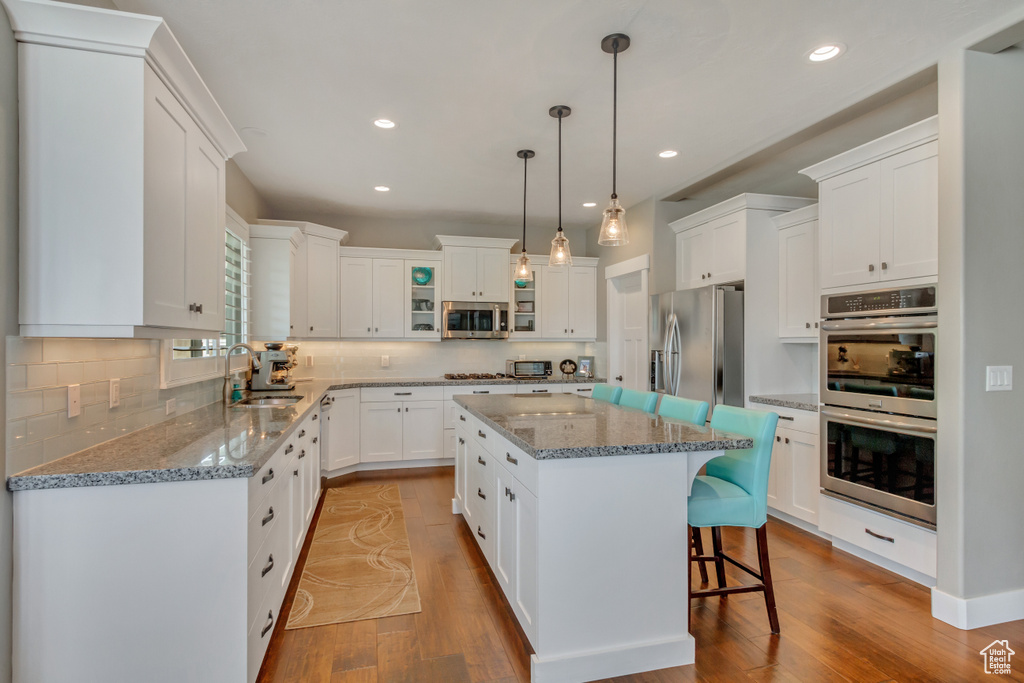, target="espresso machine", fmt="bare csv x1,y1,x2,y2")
250,342,297,391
